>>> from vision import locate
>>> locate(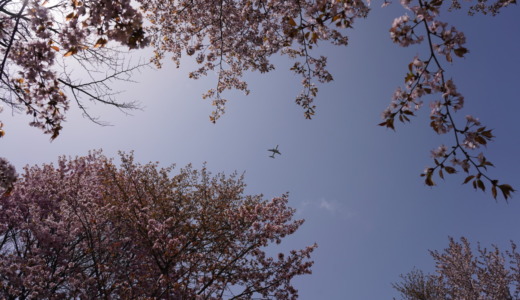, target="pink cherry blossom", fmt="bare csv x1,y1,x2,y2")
0,151,316,299
394,237,518,299
380,0,513,198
